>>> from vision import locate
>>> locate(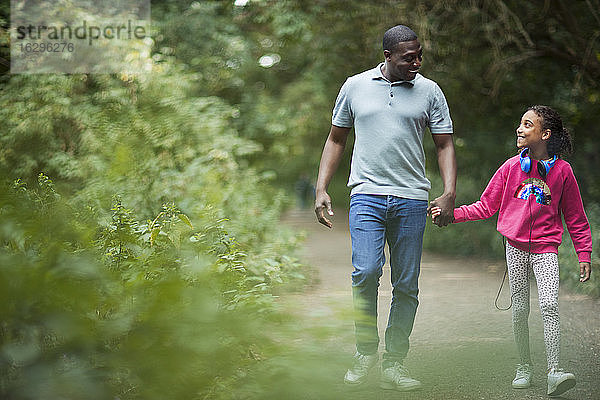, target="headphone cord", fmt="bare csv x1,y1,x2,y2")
494,237,512,311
